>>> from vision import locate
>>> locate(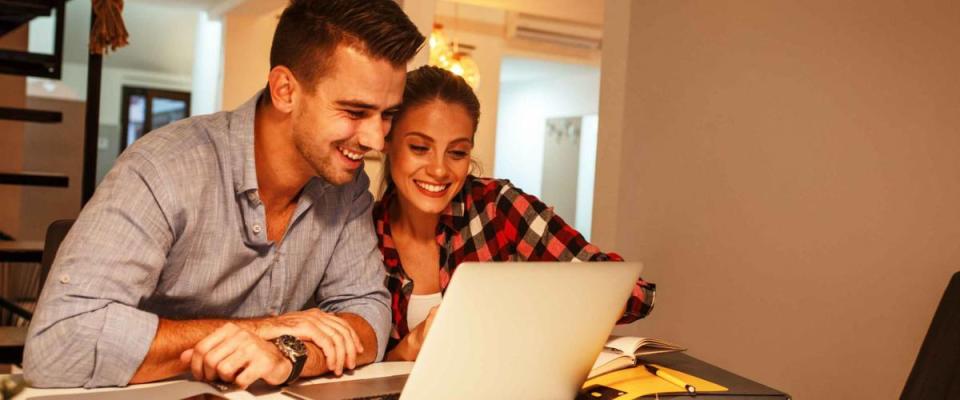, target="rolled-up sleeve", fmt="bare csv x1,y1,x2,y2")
24,152,173,388
315,172,392,362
